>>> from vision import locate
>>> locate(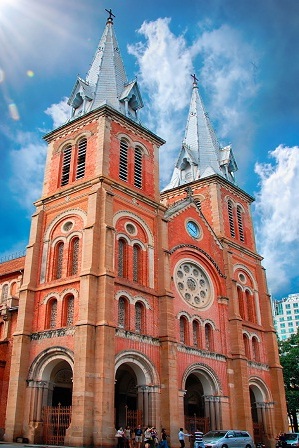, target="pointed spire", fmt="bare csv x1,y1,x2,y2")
68,10,143,122
163,74,238,191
